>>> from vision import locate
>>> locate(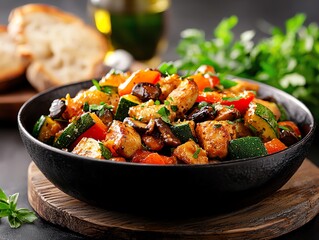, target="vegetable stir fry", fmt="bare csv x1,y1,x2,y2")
32,66,302,164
